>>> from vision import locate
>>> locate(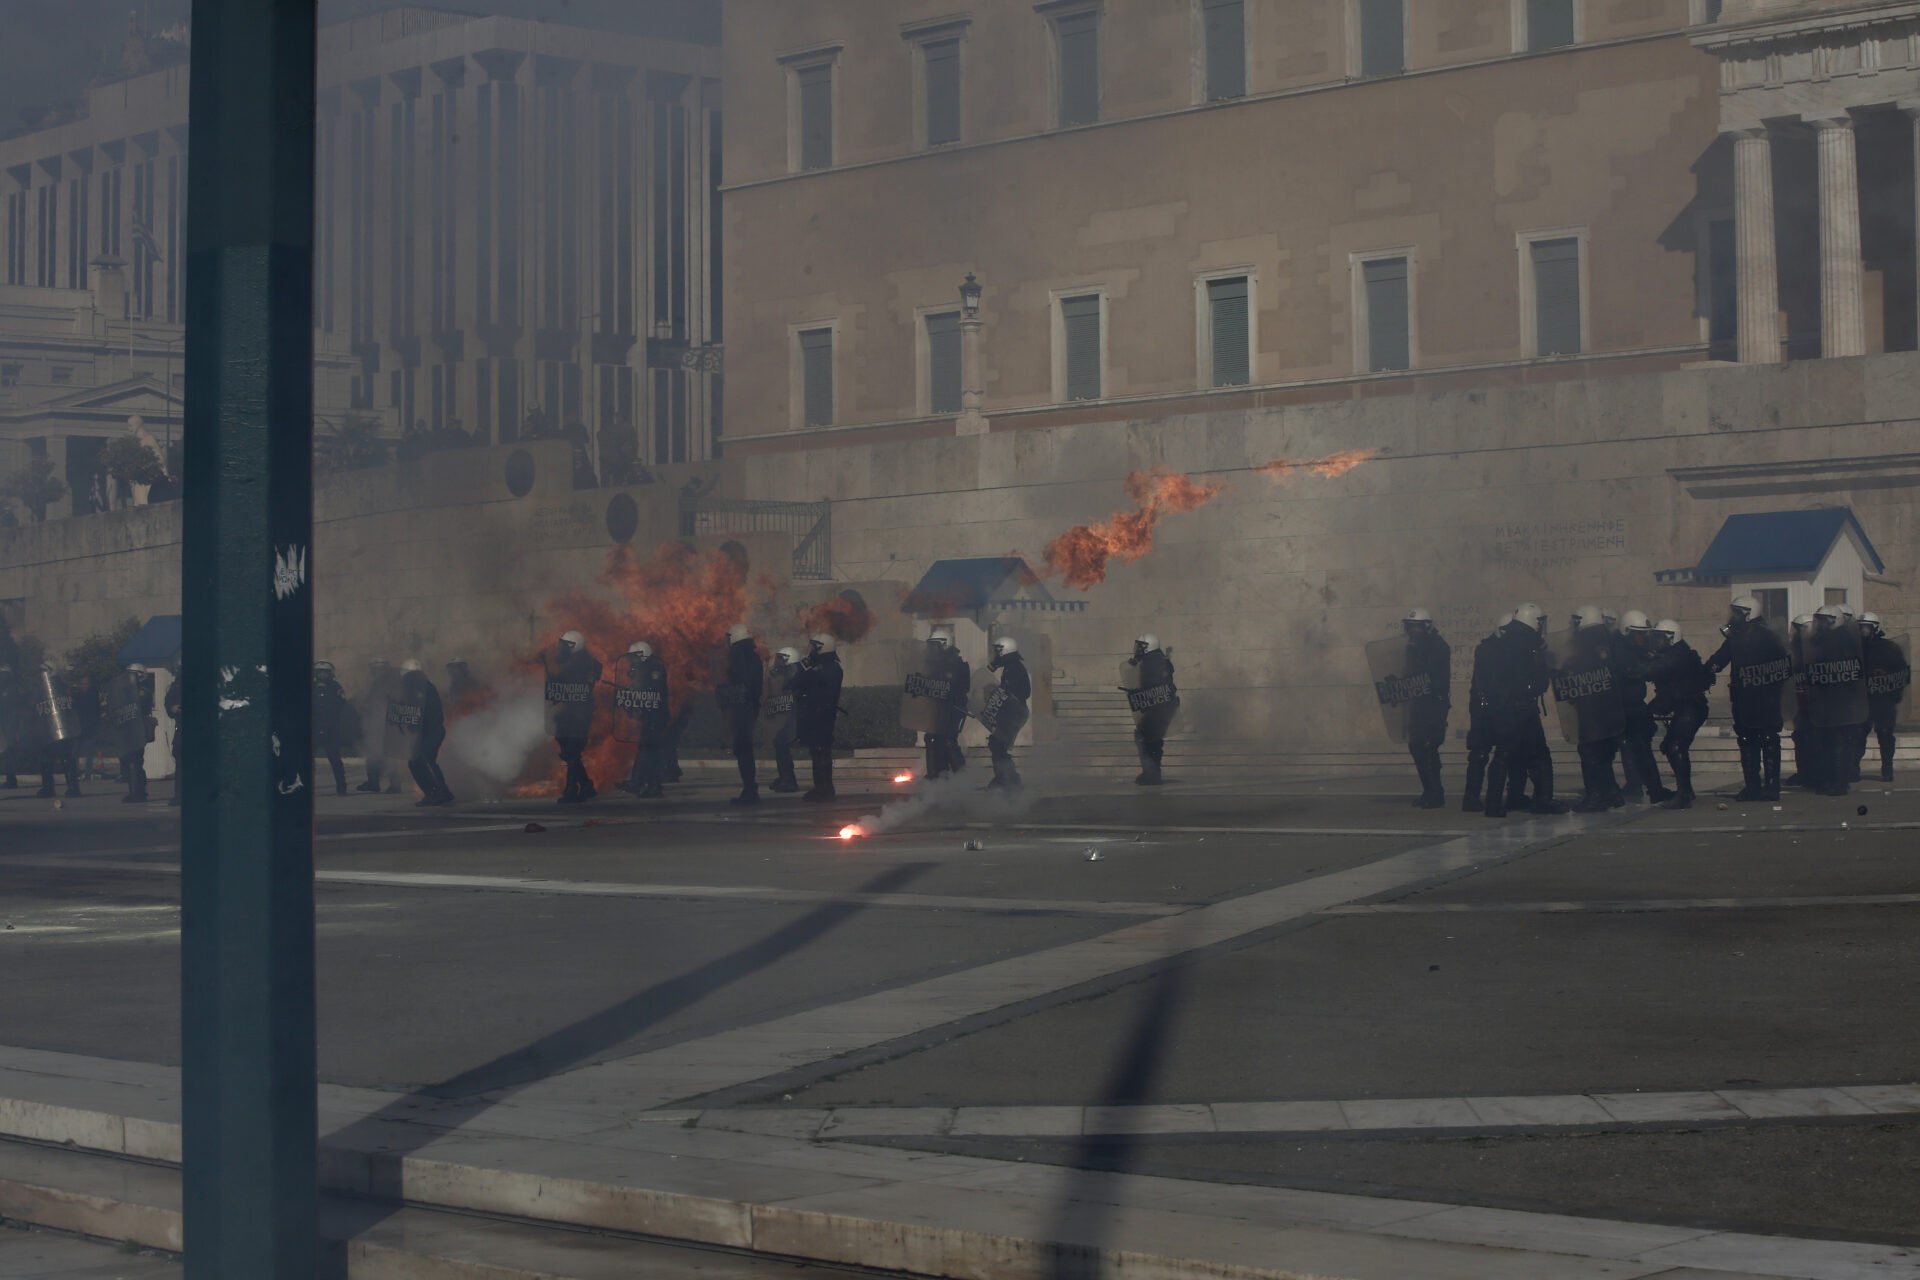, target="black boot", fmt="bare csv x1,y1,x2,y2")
1734,739,1764,801
1762,738,1782,801
730,785,760,806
